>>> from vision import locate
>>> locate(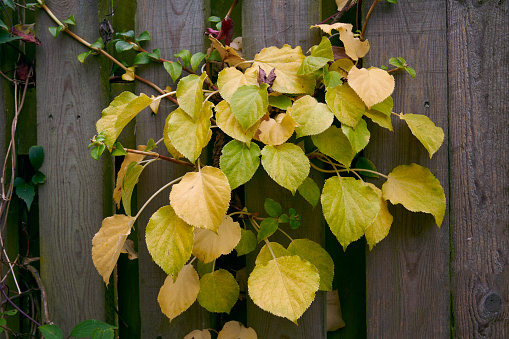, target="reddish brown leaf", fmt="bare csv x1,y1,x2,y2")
216,15,234,46
332,46,350,61
10,27,41,45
